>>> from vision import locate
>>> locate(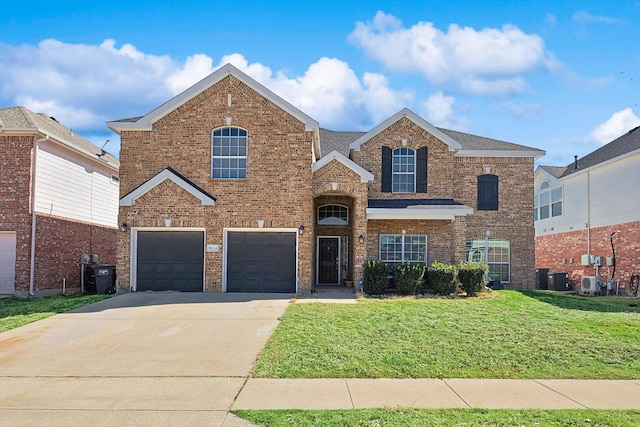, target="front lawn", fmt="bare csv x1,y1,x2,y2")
0,294,112,332
234,408,640,427
253,291,640,379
